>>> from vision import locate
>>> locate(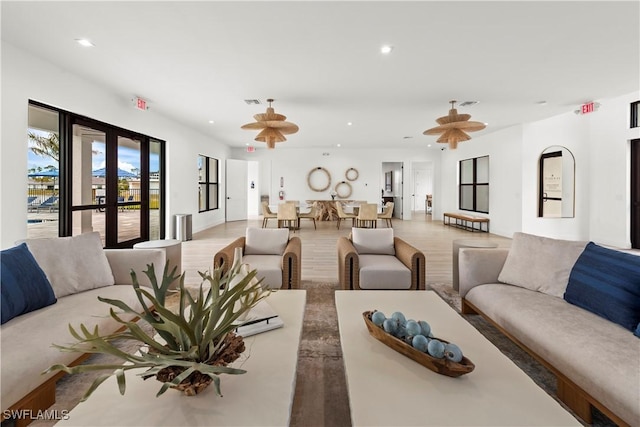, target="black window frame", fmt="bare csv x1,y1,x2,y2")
631,100,639,128
459,155,489,214
198,155,219,212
